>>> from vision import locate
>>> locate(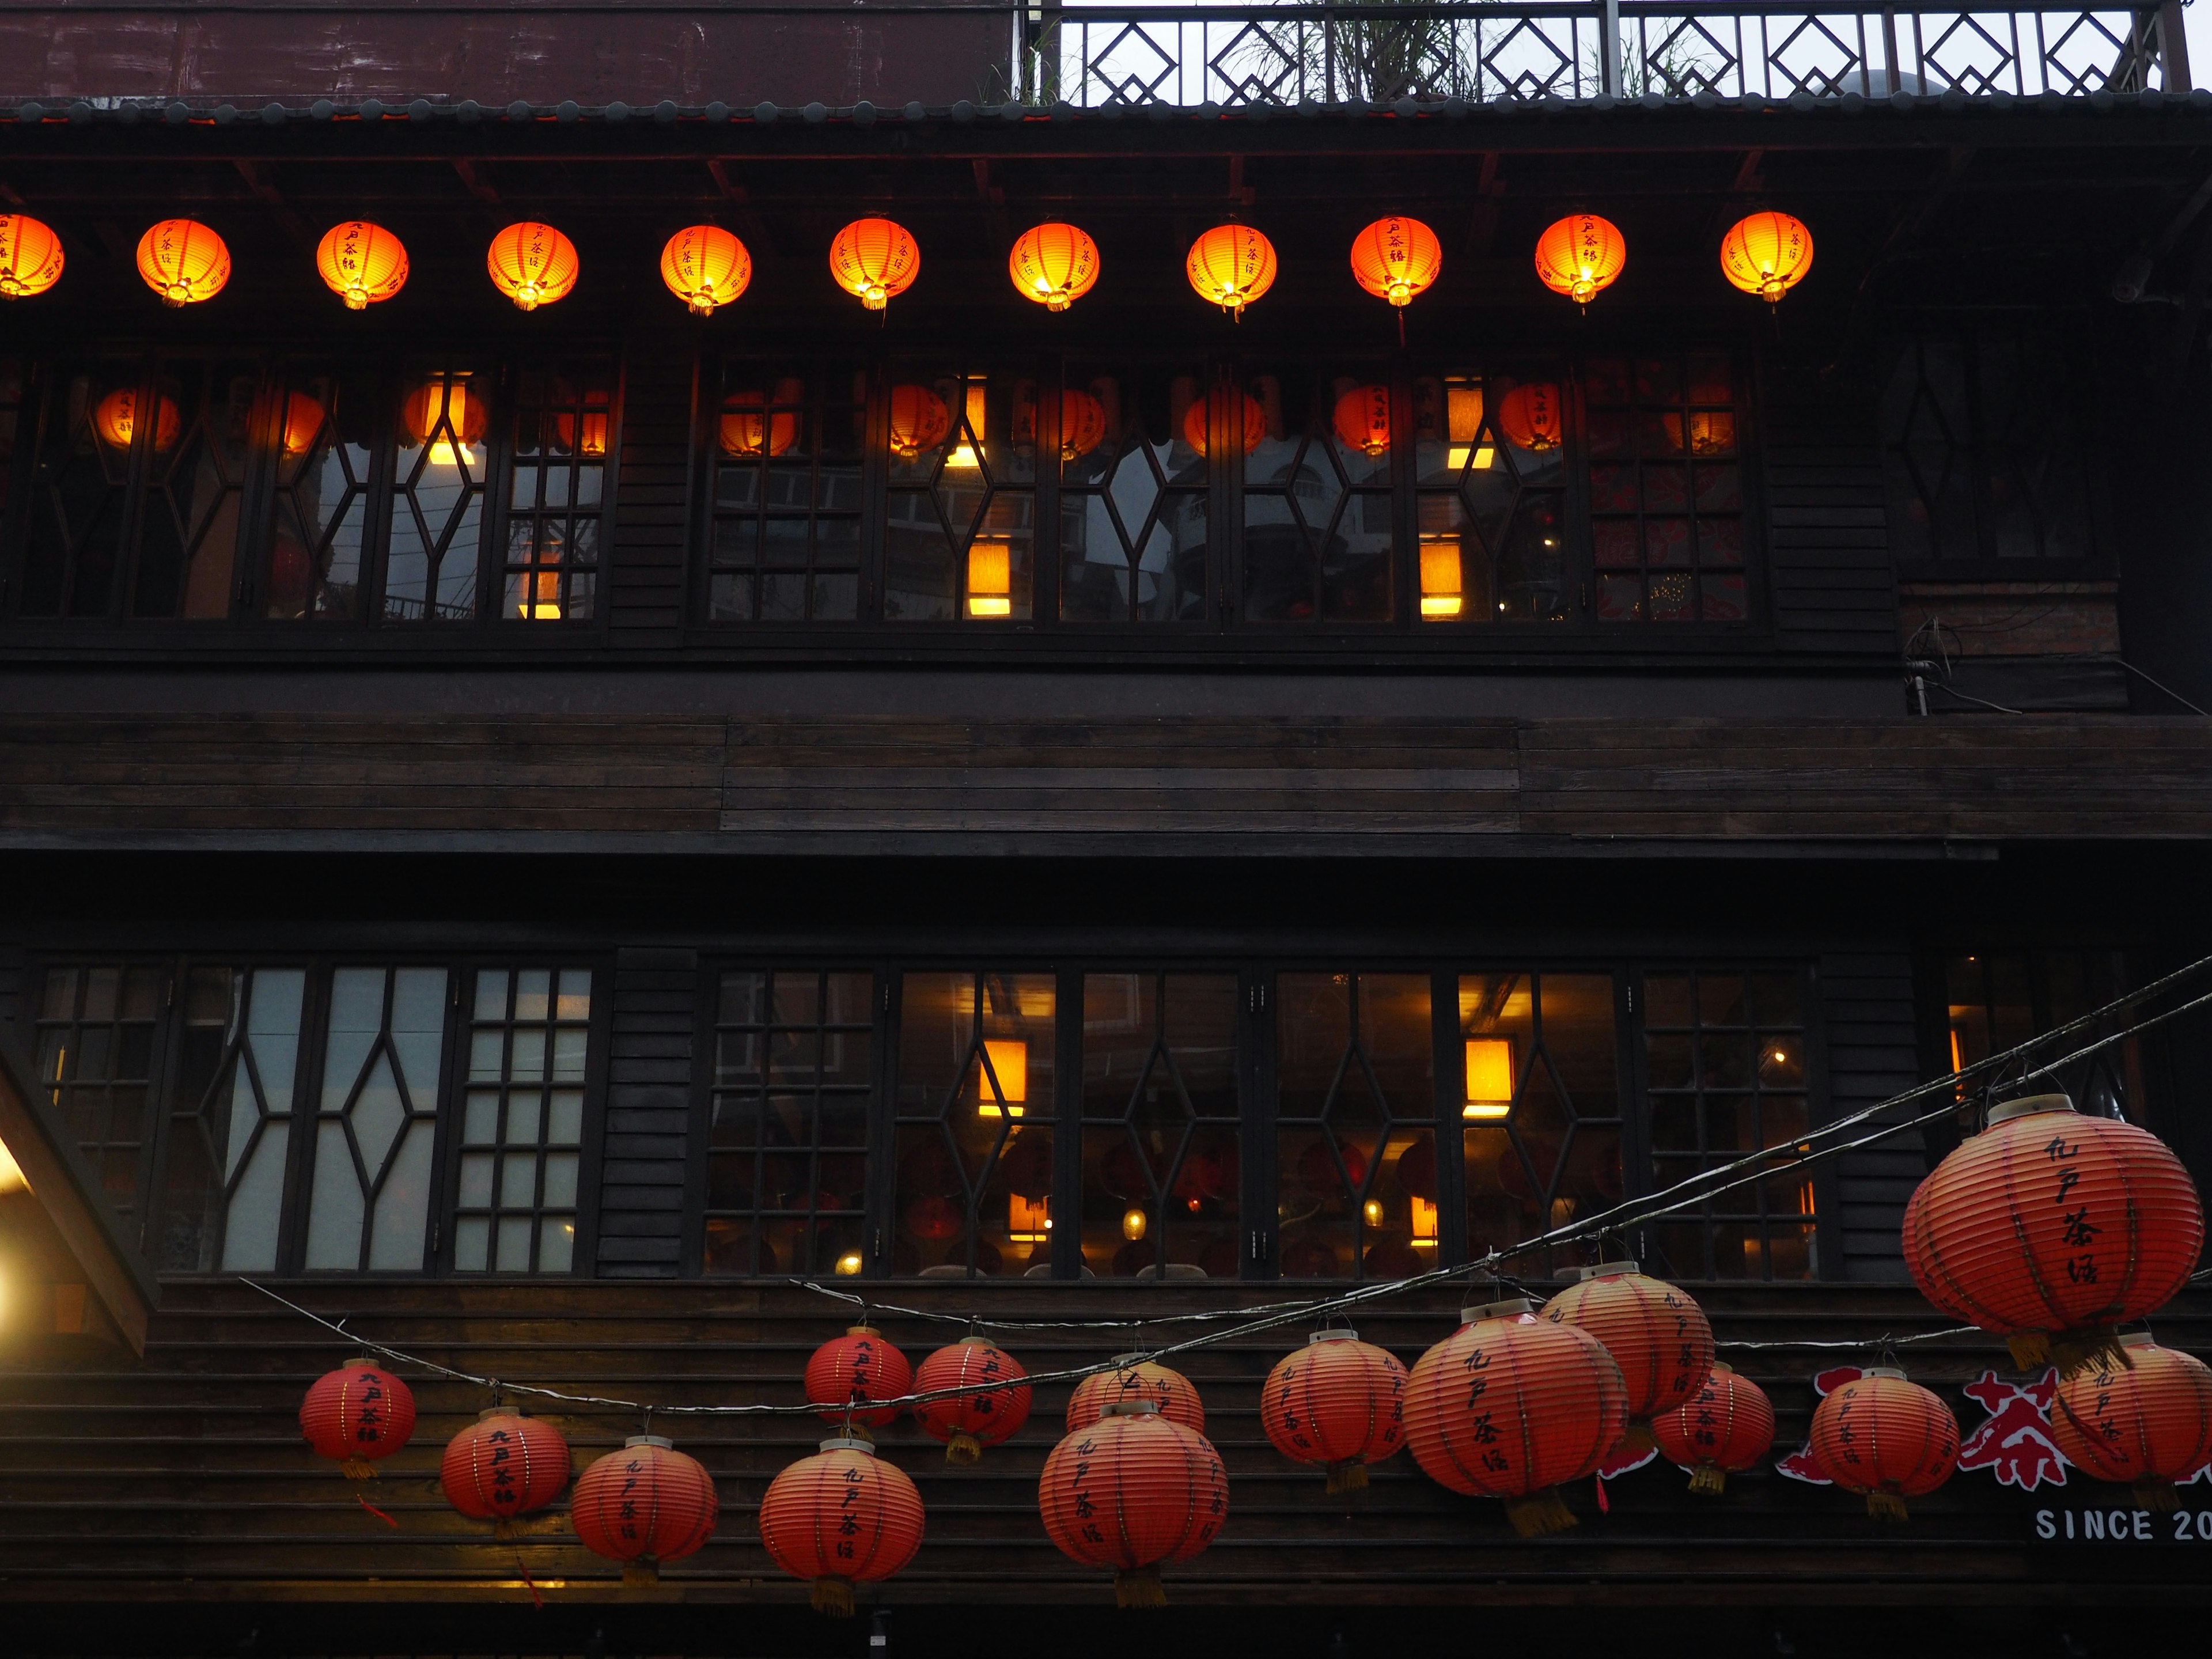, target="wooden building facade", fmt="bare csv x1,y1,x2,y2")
0,1,2210,1652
